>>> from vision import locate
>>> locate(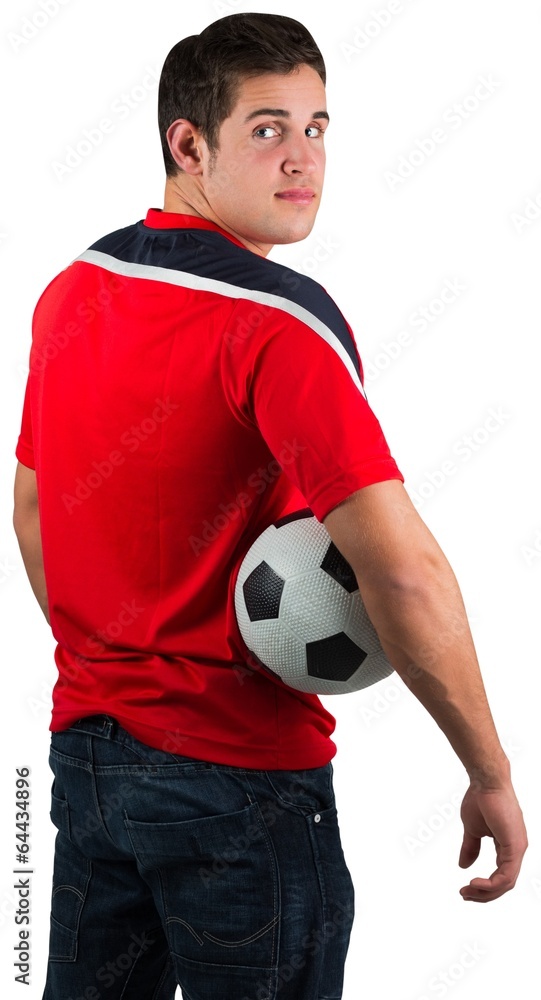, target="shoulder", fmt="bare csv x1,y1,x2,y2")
86,221,141,257
221,249,365,396
225,248,349,333
70,225,356,364
219,247,359,368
